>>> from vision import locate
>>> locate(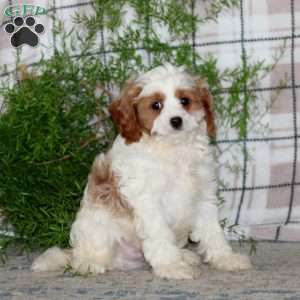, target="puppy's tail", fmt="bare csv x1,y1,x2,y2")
31,247,72,272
